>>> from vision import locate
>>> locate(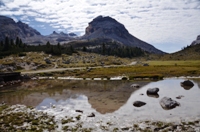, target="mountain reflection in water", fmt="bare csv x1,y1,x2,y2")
0,80,149,114
0,78,200,121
